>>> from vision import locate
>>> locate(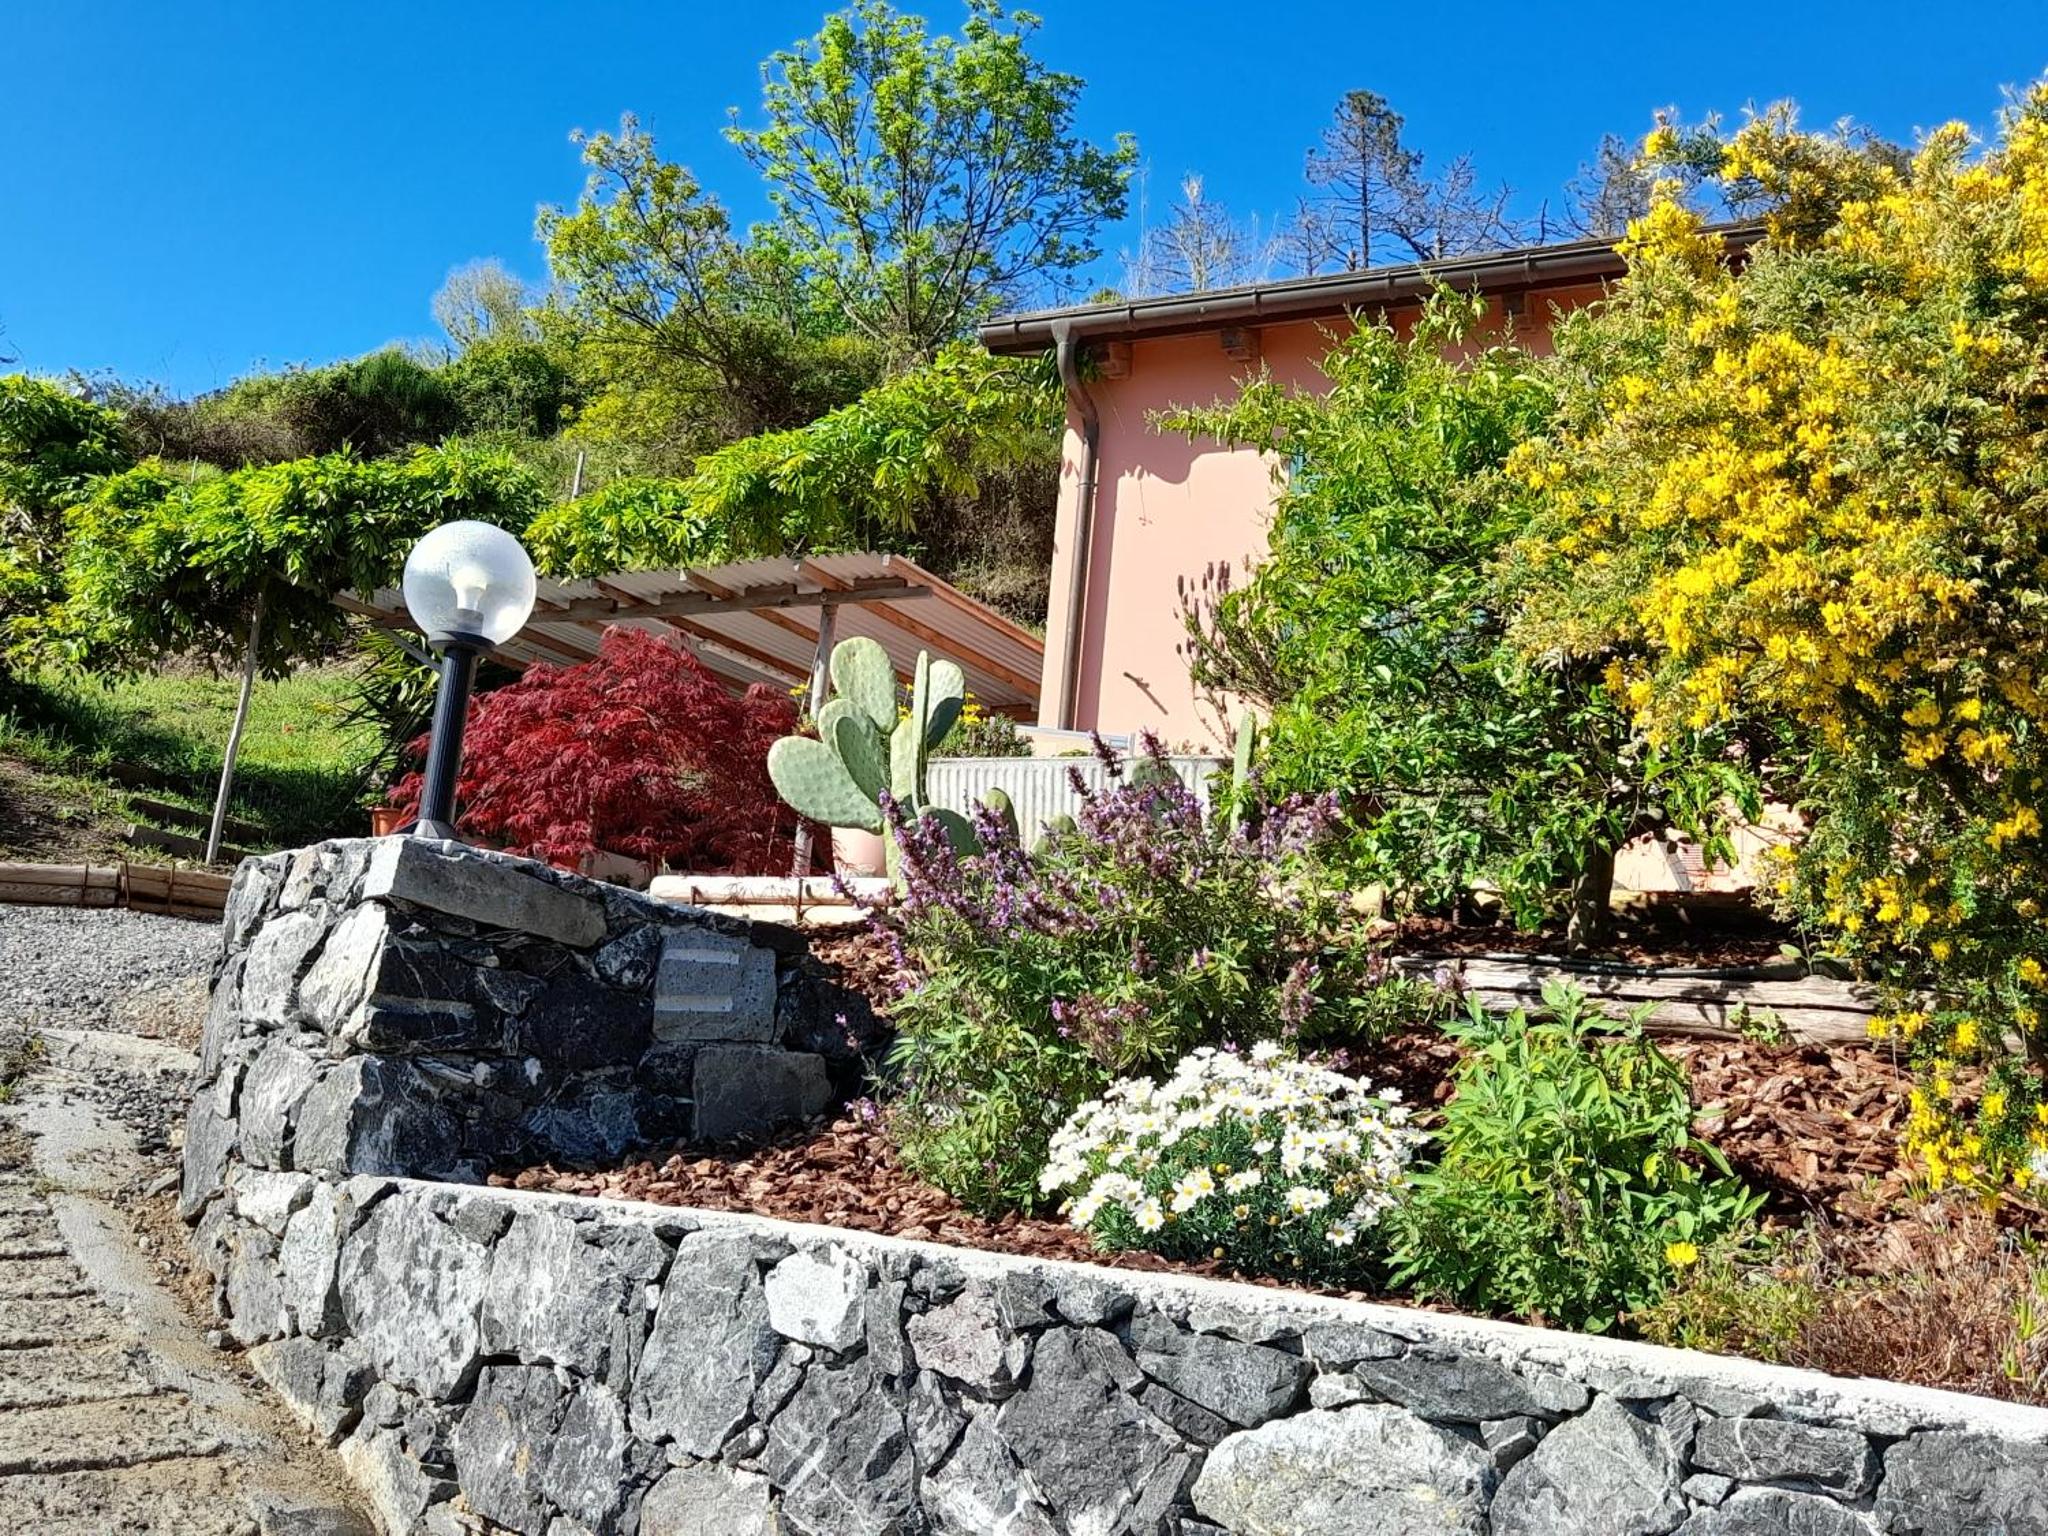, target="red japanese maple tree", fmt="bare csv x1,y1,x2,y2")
386,626,802,875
